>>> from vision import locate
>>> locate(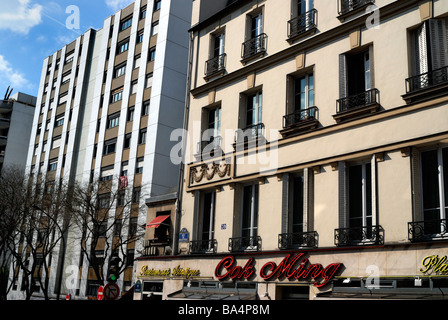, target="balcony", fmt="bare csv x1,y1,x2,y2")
334,225,384,247
228,236,261,252
287,9,317,42
408,219,448,243
234,123,265,149
334,89,380,122
0,118,10,130
278,231,318,250
189,239,218,254
338,0,375,20
0,100,12,114
403,66,448,104
142,239,171,256
241,33,267,63
280,106,319,137
0,136,7,146
205,53,226,79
